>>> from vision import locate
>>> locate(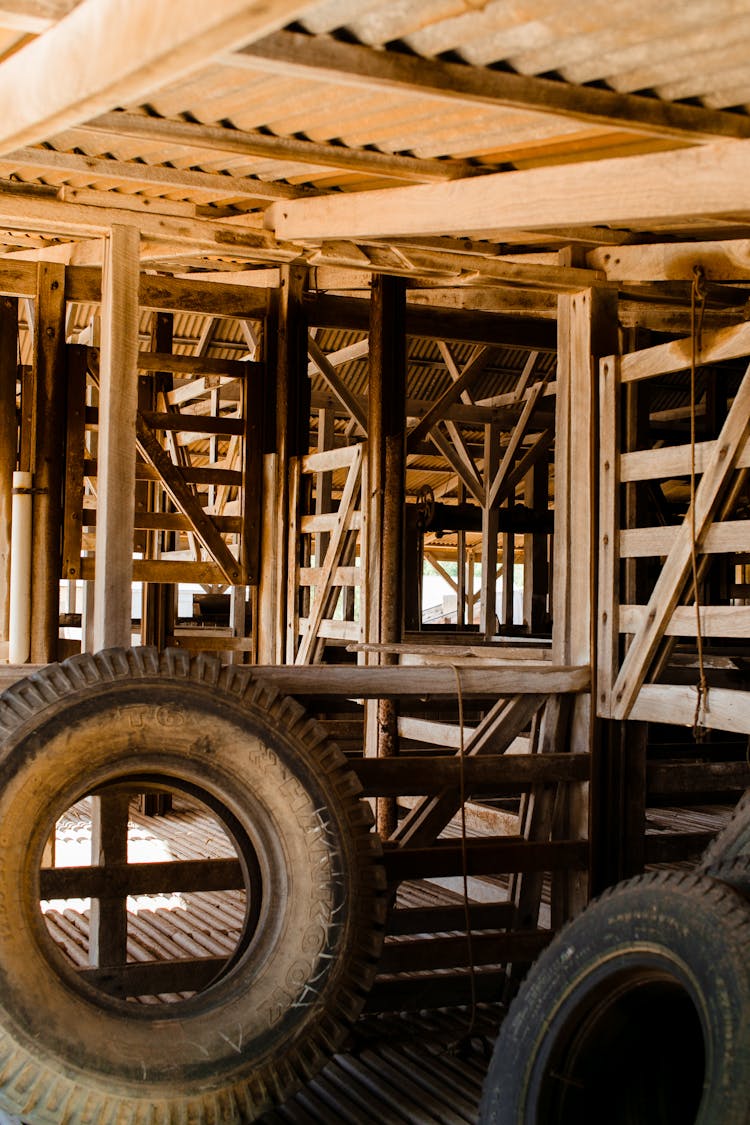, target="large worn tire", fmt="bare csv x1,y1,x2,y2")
0,647,386,1124
479,871,750,1125
699,788,750,868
